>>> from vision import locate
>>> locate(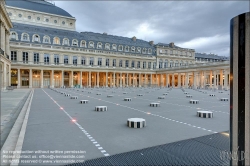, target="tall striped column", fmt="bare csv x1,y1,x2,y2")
230,12,250,166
